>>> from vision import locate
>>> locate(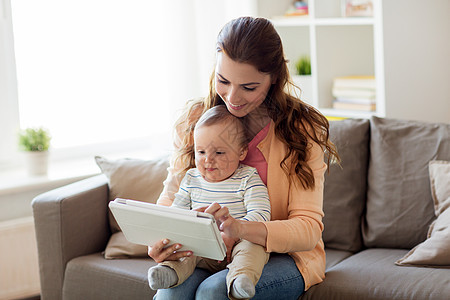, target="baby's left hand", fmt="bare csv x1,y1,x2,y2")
221,232,239,263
